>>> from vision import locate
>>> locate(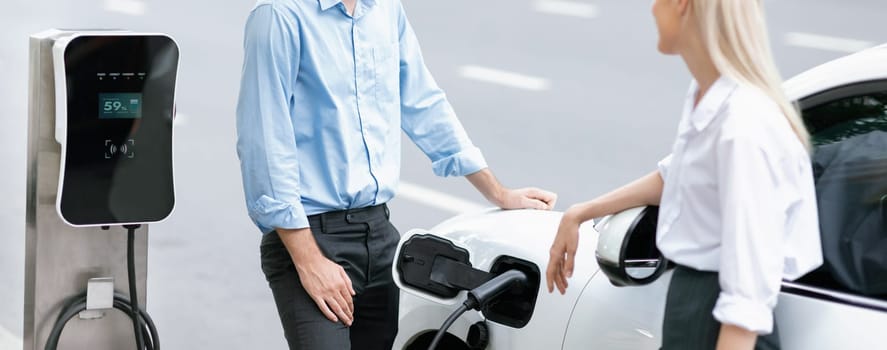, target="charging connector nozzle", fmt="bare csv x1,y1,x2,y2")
465,269,528,310
428,269,529,350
